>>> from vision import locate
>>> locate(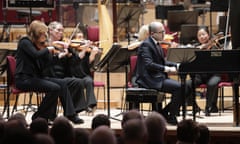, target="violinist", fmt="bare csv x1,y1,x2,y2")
68,31,98,112
196,26,219,50
44,21,94,119
185,26,221,116
15,20,83,124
